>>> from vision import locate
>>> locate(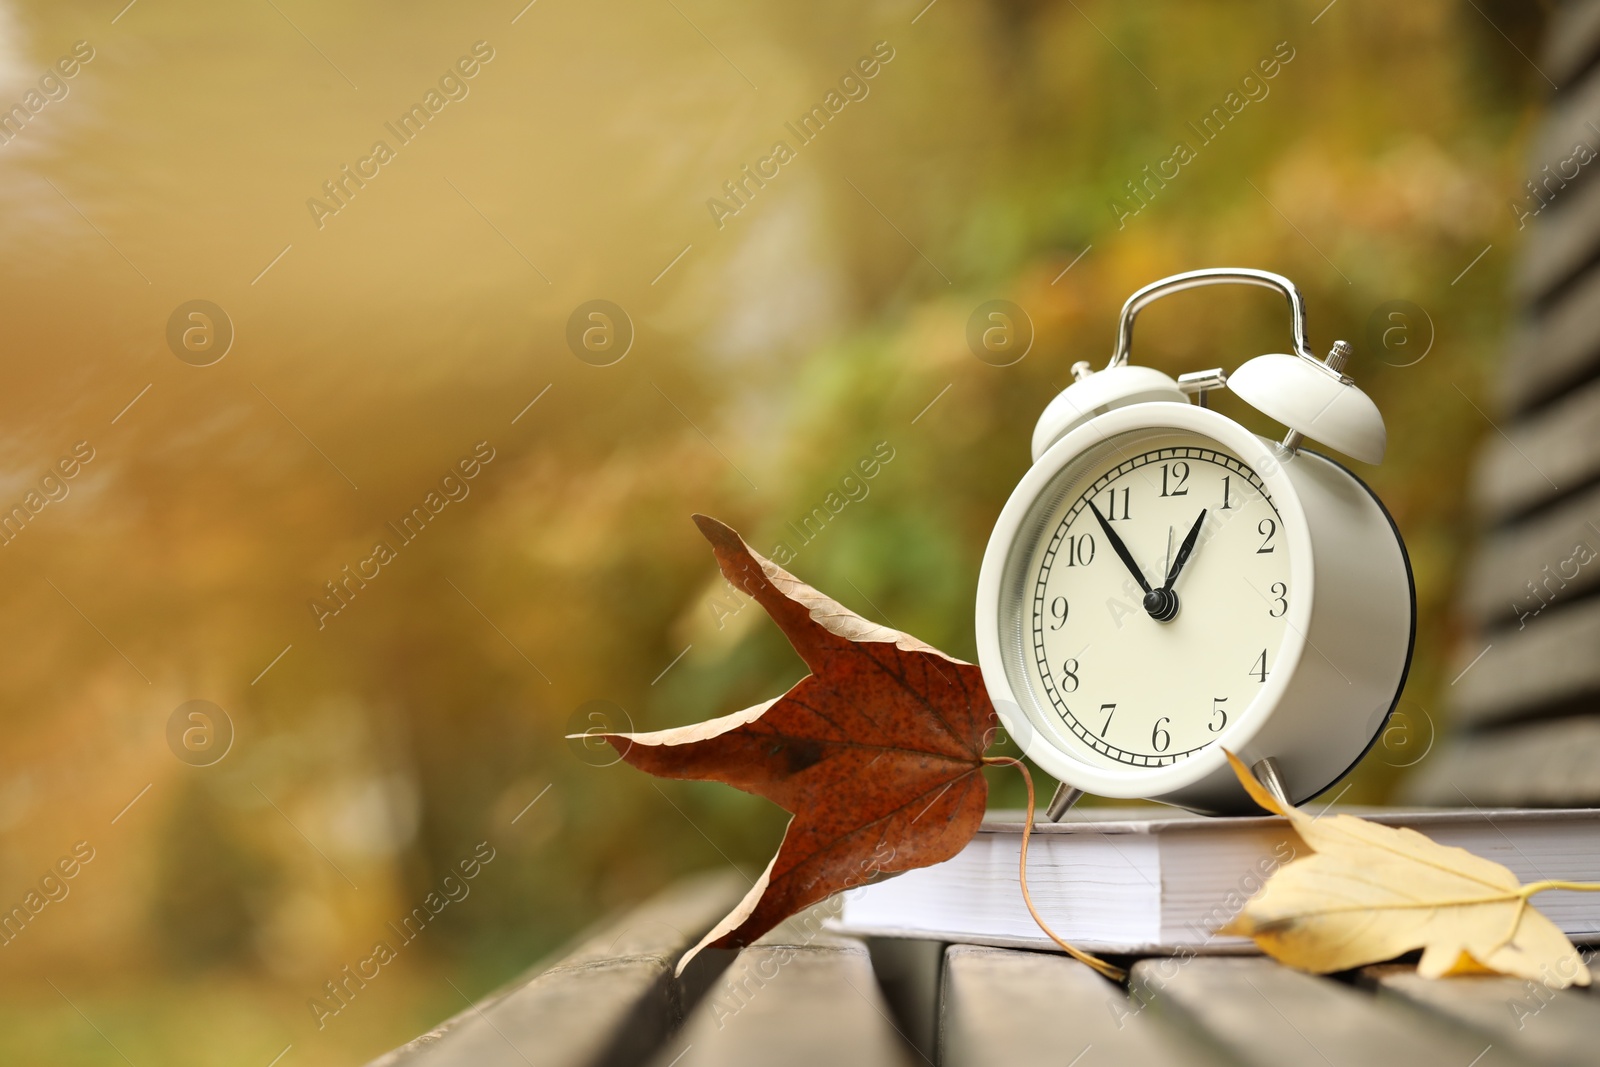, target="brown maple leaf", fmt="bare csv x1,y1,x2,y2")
595,515,996,970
